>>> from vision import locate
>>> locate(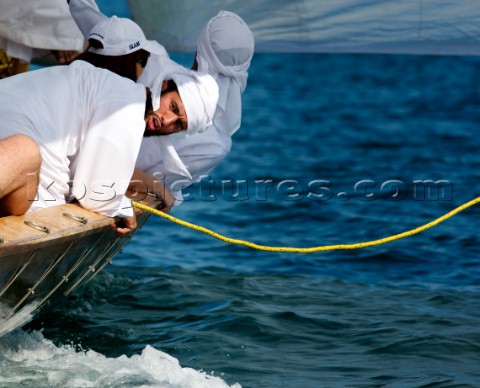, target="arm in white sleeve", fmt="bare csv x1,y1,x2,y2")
144,144,229,205
72,101,145,218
